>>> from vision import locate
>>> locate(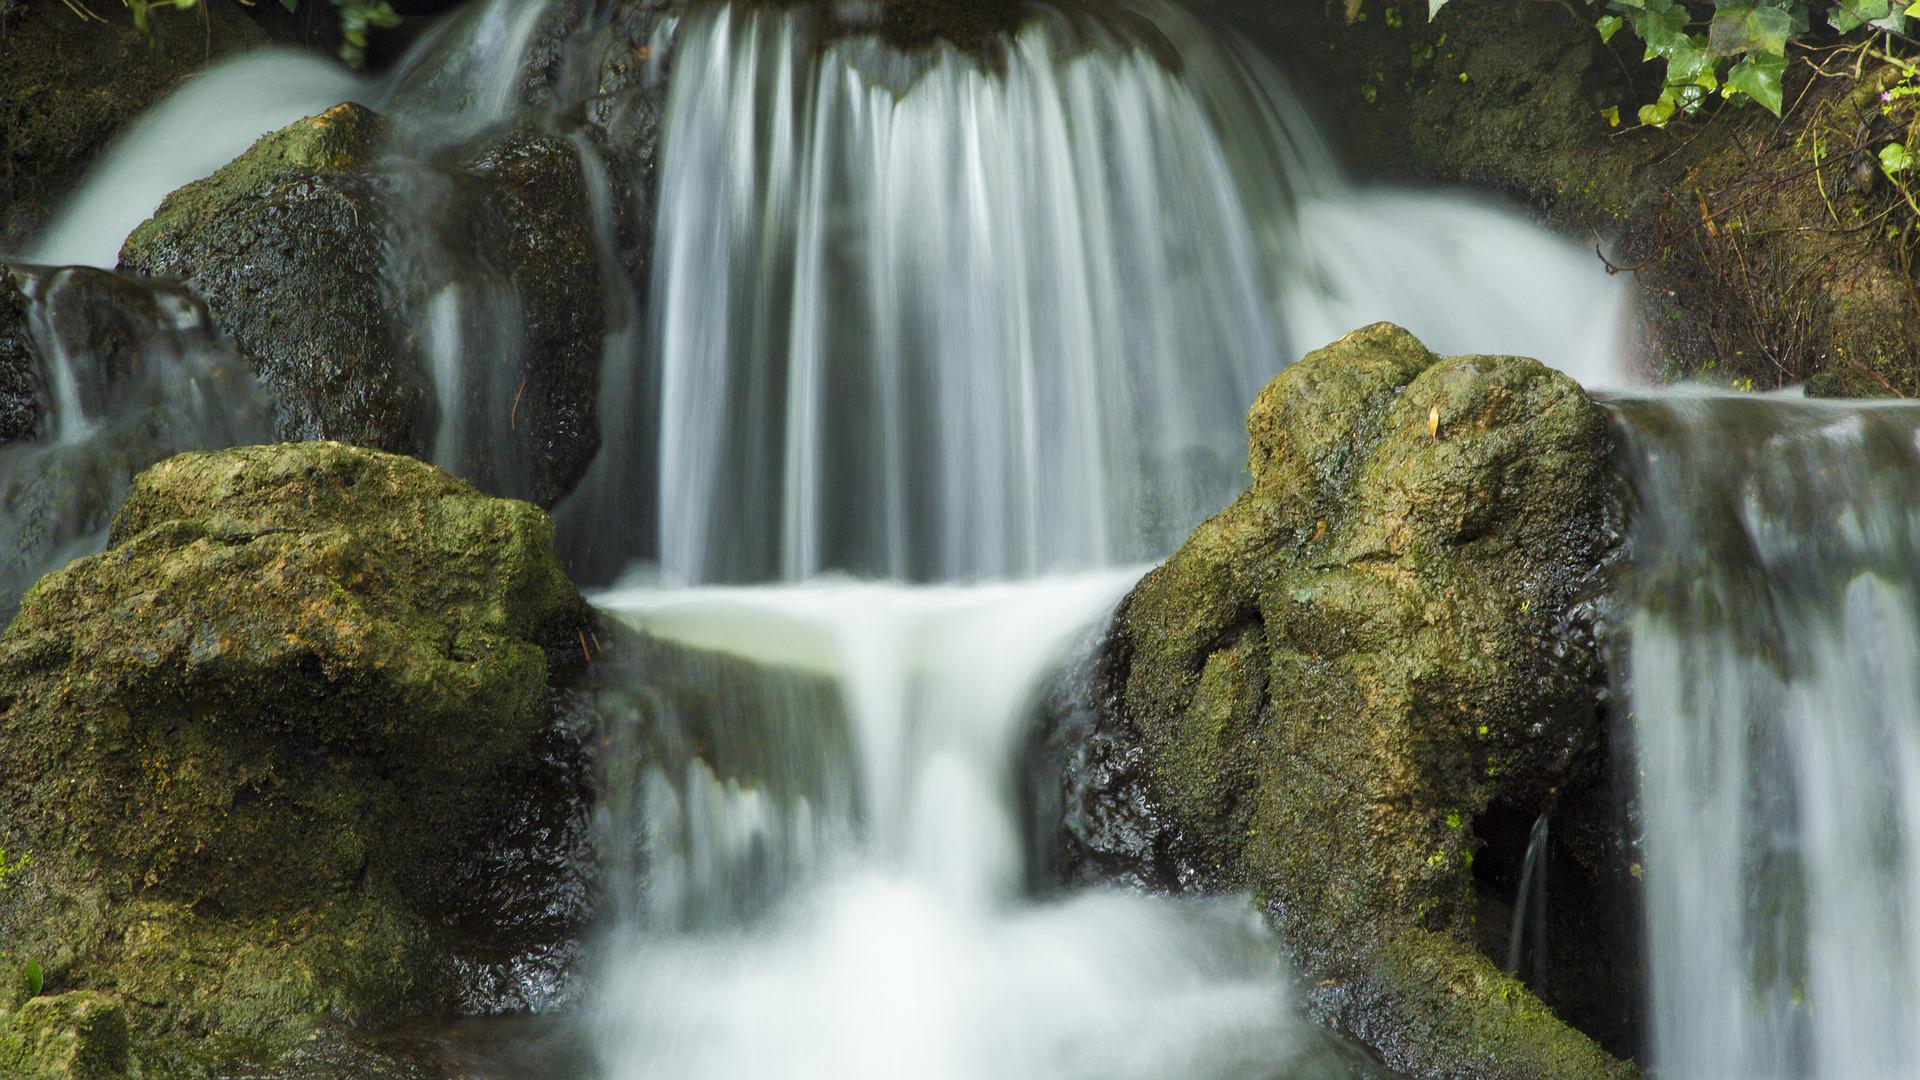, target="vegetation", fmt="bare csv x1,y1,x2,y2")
1430,1,1916,123
90,0,400,66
